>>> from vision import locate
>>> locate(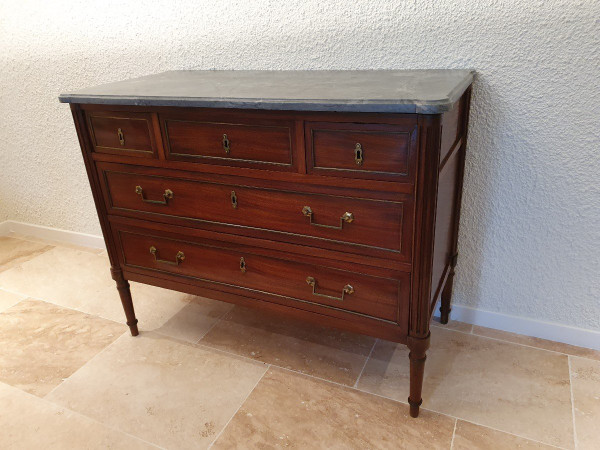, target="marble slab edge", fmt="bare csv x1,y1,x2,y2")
59,70,475,114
